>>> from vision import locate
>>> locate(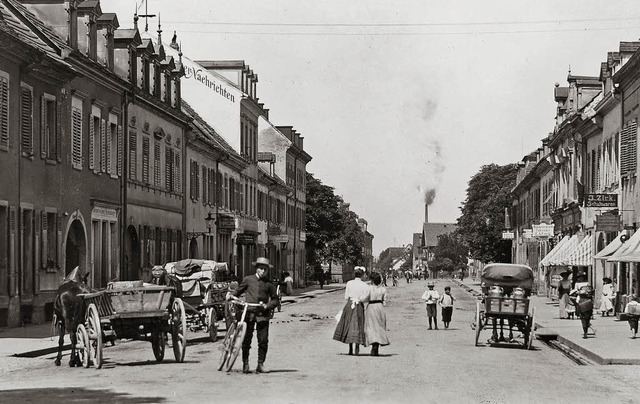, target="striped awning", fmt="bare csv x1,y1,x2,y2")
563,234,593,266
594,232,624,260
608,231,640,262
540,235,569,267
547,235,581,266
